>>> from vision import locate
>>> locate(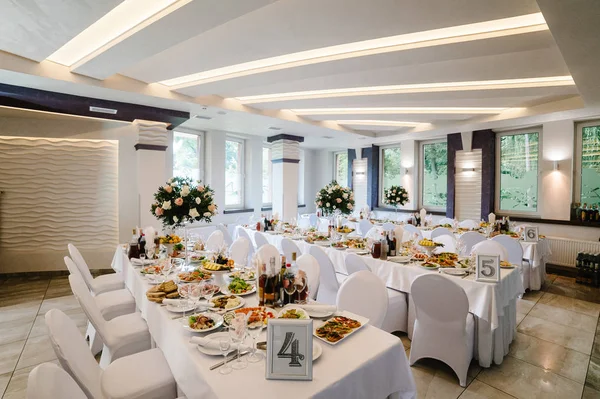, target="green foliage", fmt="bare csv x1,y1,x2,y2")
382,147,401,189
423,142,448,207
173,132,199,179
335,153,348,187
499,132,539,211
315,181,355,215
383,185,409,206
581,126,600,203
